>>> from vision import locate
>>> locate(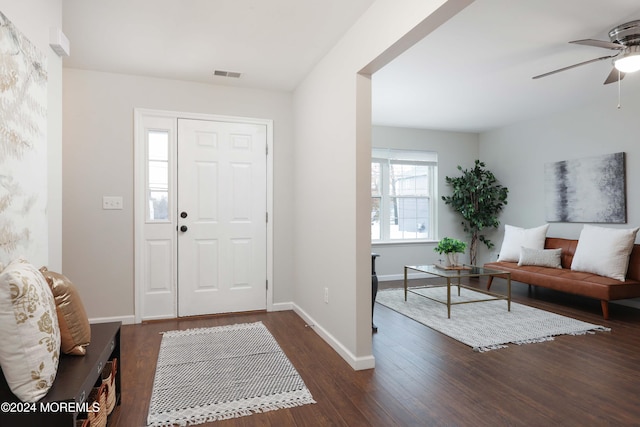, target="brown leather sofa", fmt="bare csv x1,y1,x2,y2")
484,237,640,319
